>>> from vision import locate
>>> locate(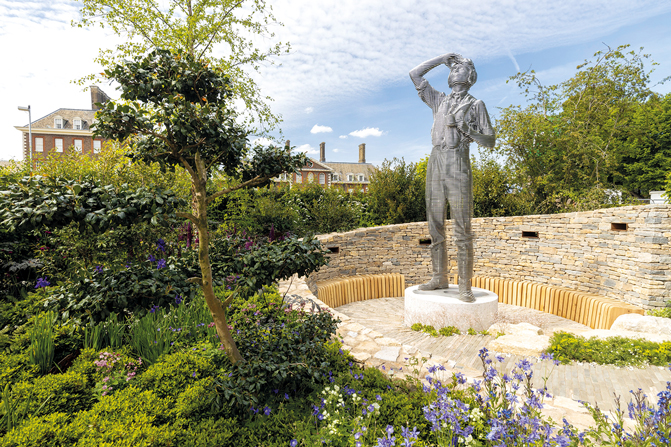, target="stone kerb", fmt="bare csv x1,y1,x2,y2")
309,205,671,309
